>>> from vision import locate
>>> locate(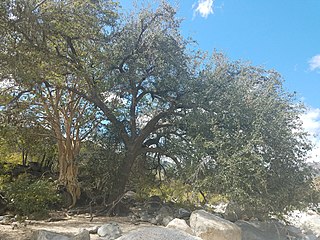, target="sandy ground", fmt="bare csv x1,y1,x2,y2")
0,214,152,240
